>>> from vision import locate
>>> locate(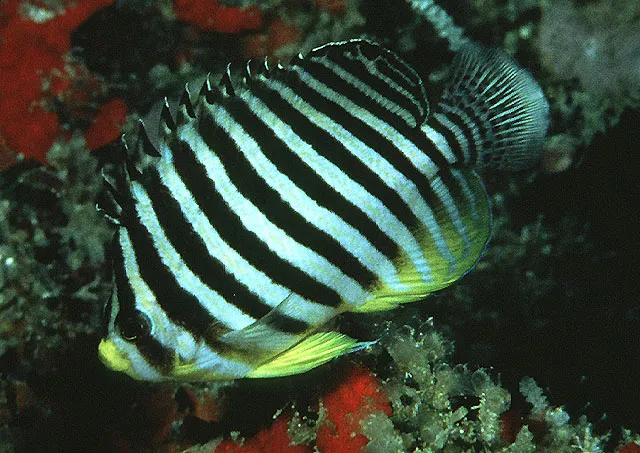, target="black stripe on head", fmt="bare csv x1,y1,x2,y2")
111,232,175,371
123,217,222,339
216,93,378,288
169,123,344,309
